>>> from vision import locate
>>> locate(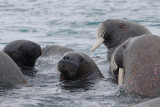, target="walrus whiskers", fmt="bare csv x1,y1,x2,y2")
110,54,118,75
91,23,106,51
97,23,107,39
